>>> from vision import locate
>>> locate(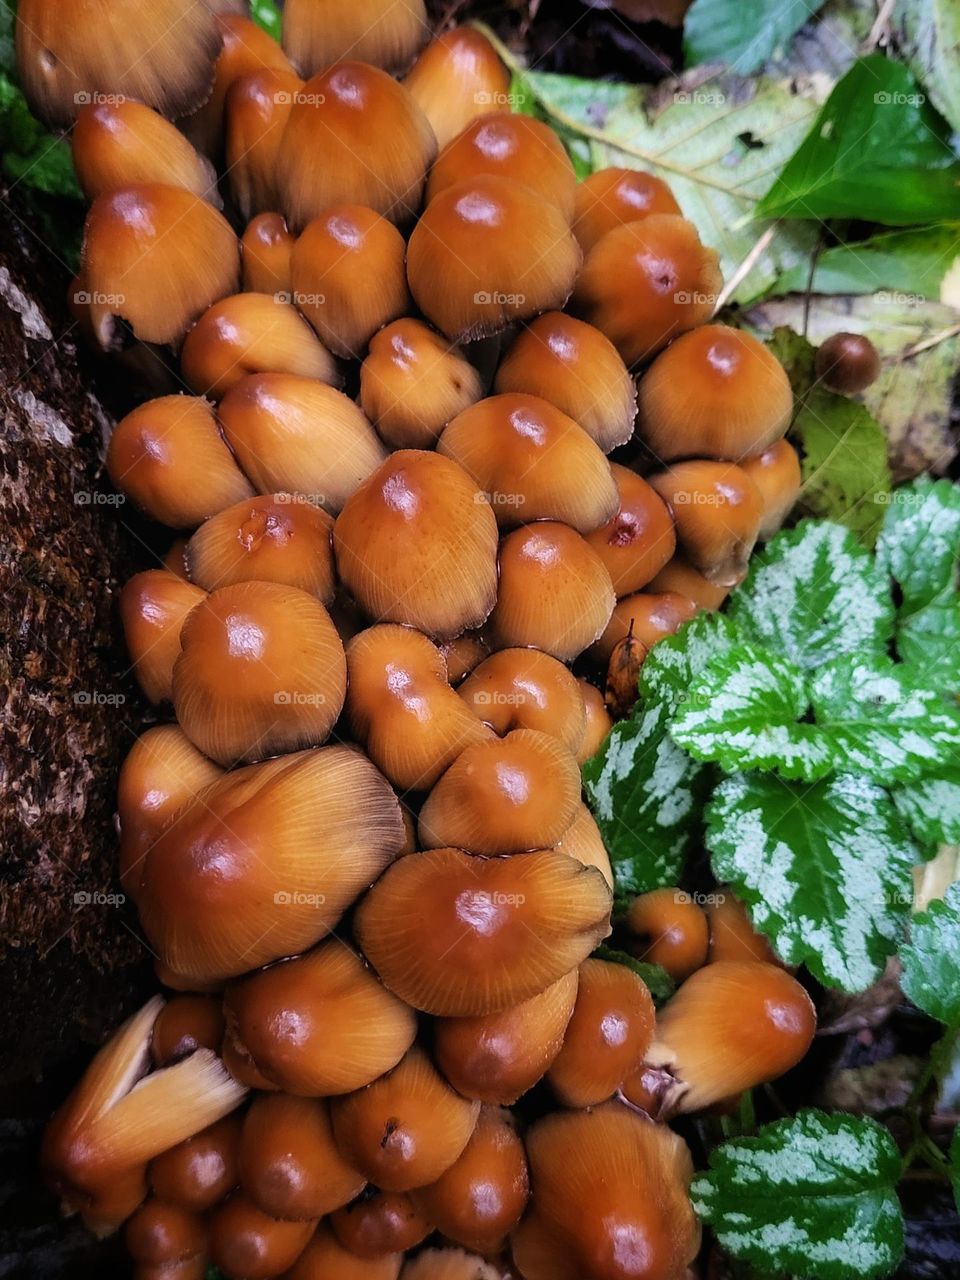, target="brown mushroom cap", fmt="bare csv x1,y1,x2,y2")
208,1192,315,1279
814,331,881,394
334,450,499,640
330,1190,430,1258
119,570,206,705
16,0,221,127
637,324,794,462
72,100,219,205
626,888,710,982
494,312,637,452
739,438,802,540
355,847,611,1016
223,940,416,1096
137,747,404,984
224,67,302,221
417,729,582,854
457,649,587,755
241,213,295,296
125,1201,206,1268
290,206,409,358
151,995,225,1068
181,293,338,399
149,1115,241,1214
285,1224,402,1280
282,0,429,75
404,27,510,151
573,214,721,366
591,589,698,665
648,460,764,586
706,890,780,966
490,522,616,661
584,463,677,597
360,319,484,450
82,184,240,350
434,970,579,1105
646,554,730,611
572,166,682,253
330,1047,480,1193
427,112,577,219
277,61,437,229
438,392,619,533
407,175,581,342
